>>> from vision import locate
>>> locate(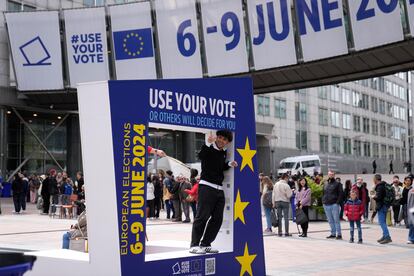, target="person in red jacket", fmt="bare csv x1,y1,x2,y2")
344,190,364,243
